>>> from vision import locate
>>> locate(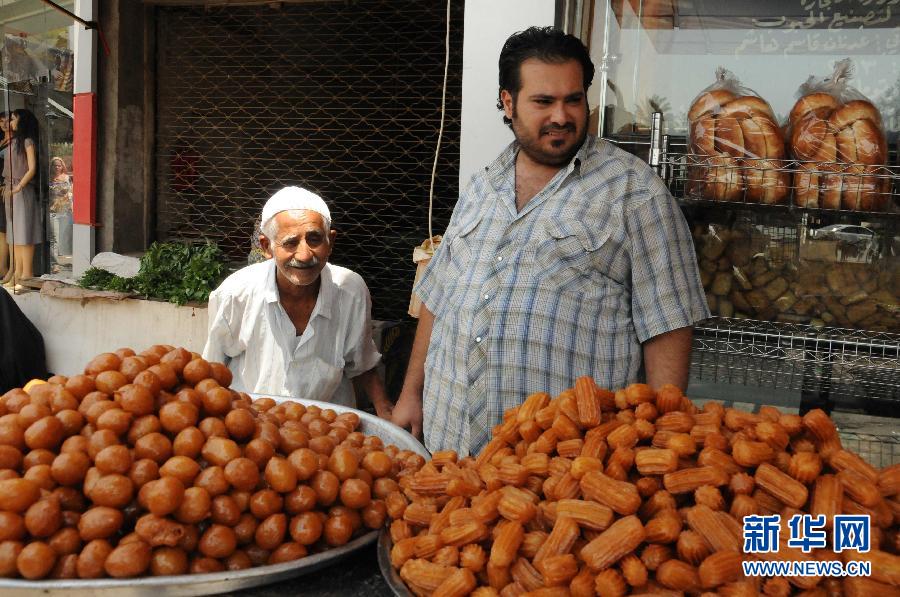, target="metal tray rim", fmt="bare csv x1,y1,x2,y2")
0,531,378,595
